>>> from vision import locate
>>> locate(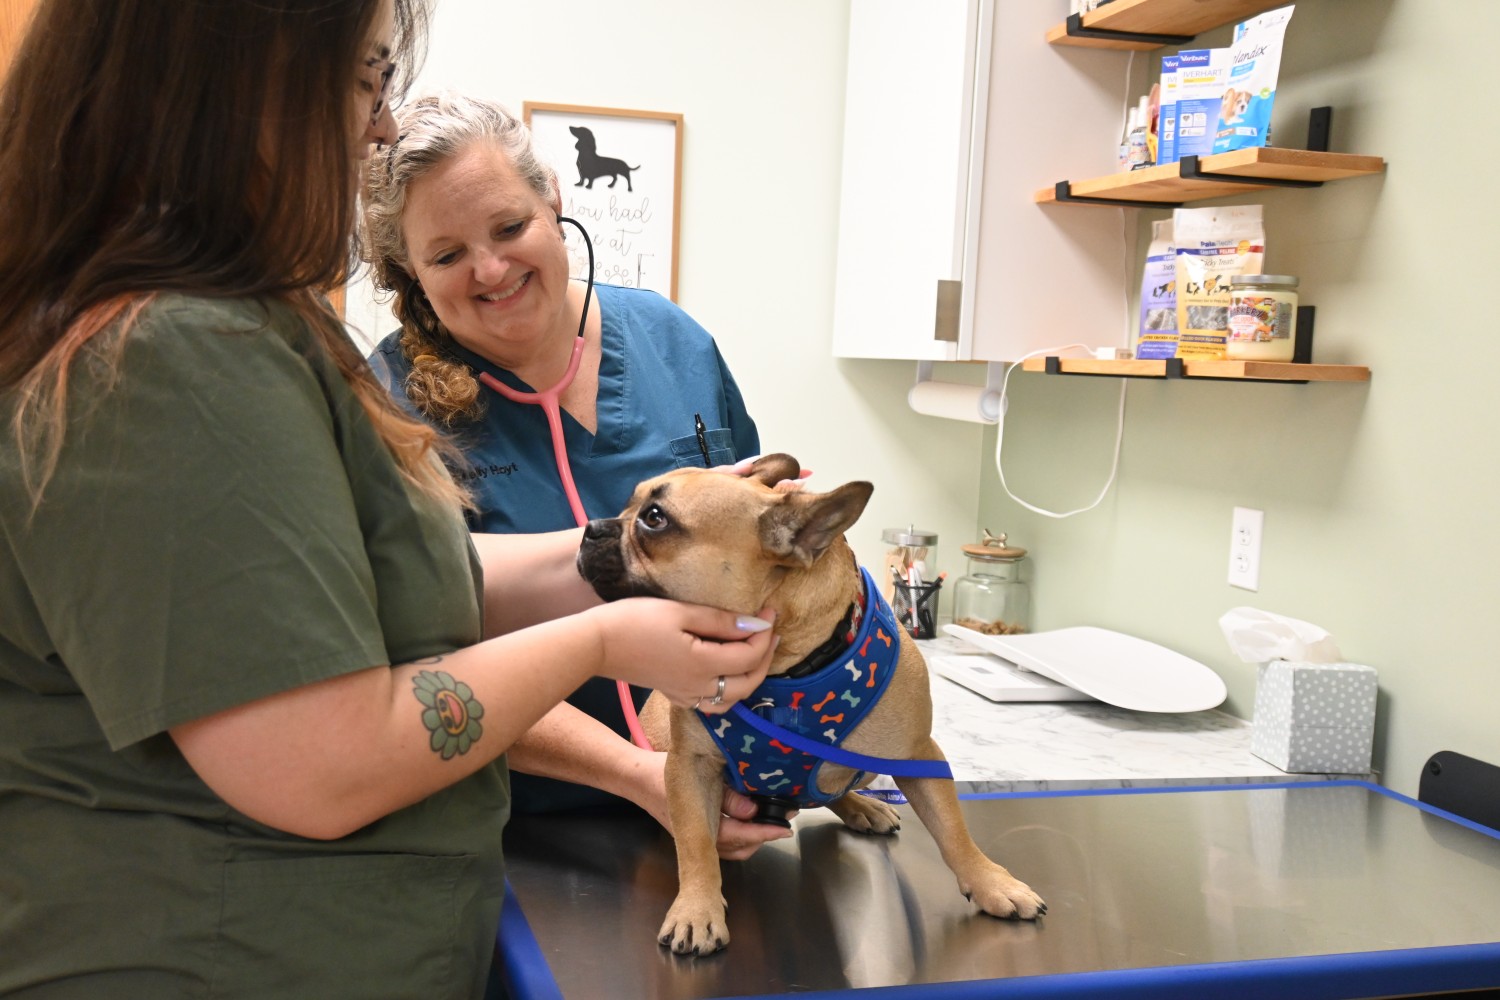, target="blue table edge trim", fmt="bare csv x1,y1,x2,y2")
497,881,565,1000
494,780,1500,999
714,942,1500,999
